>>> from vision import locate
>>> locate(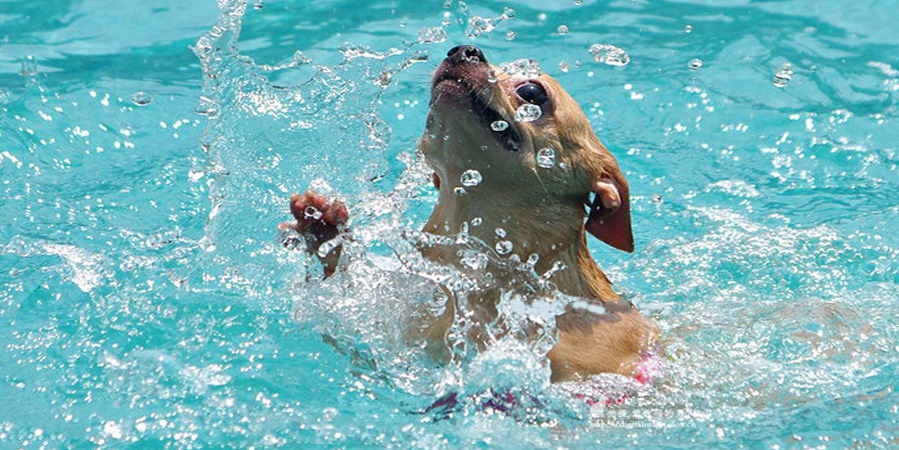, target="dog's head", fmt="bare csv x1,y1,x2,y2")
421,45,633,252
